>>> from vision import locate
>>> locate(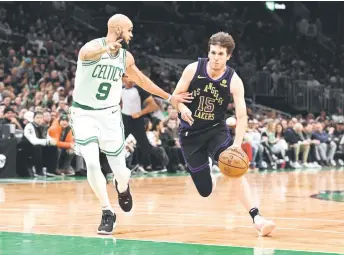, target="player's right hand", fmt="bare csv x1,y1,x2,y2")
106,39,122,54
170,92,193,106
180,107,194,126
